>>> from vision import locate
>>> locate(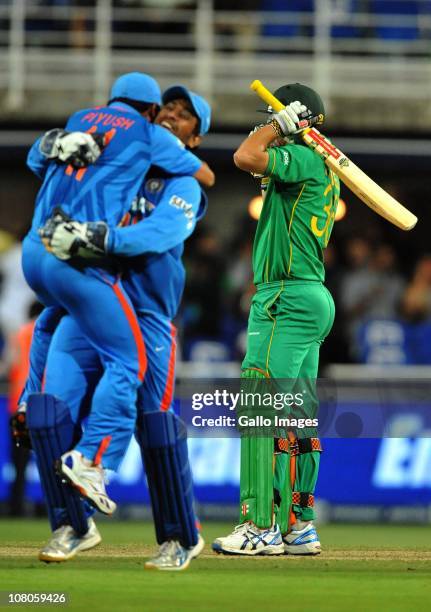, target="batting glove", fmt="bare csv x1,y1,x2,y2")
48,219,109,260
39,207,109,260
272,101,314,136
39,129,104,168
10,403,32,449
